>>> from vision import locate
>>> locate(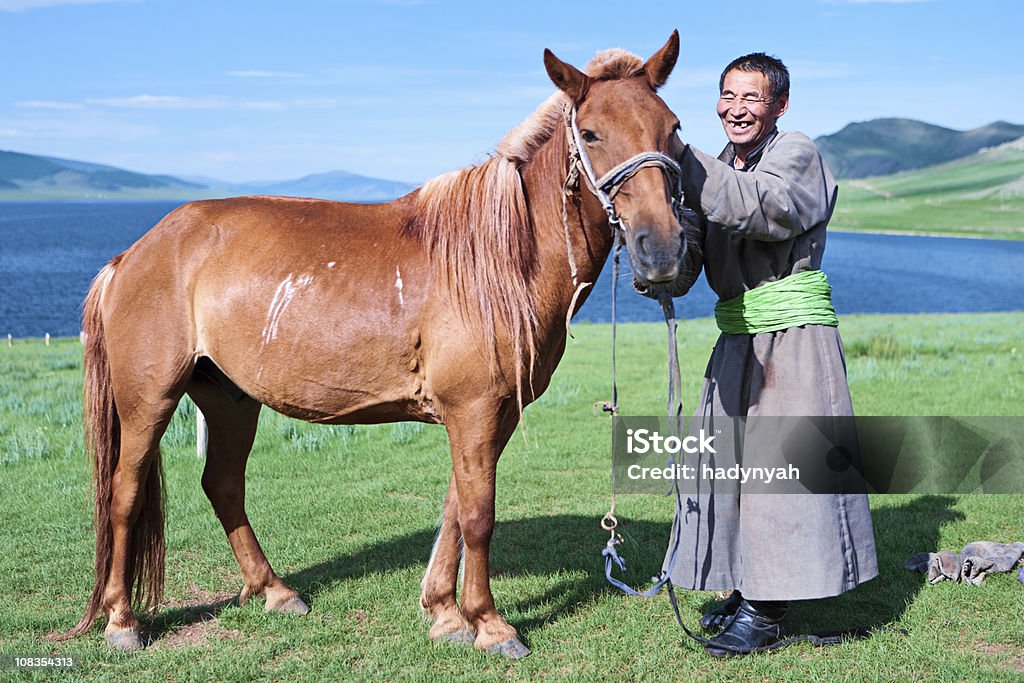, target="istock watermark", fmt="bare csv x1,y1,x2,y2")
625,427,717,455
611,416,1024,495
